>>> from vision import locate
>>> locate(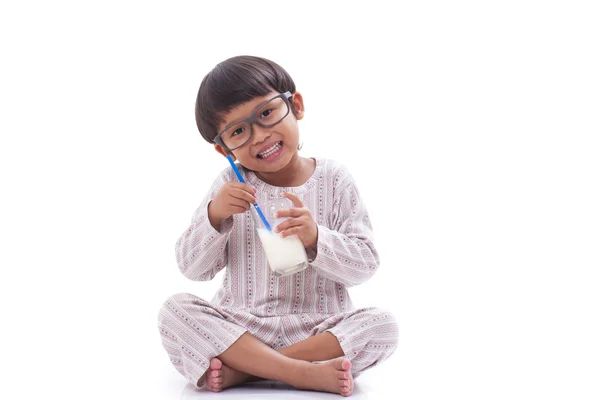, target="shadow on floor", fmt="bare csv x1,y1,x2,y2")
180,379,369,399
